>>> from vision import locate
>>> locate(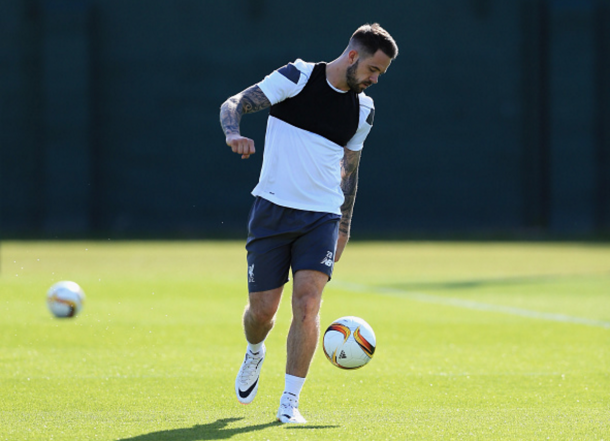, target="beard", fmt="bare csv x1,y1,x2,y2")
346,60,372,93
